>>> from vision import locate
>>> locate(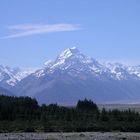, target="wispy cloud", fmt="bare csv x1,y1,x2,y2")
1,23,81,39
